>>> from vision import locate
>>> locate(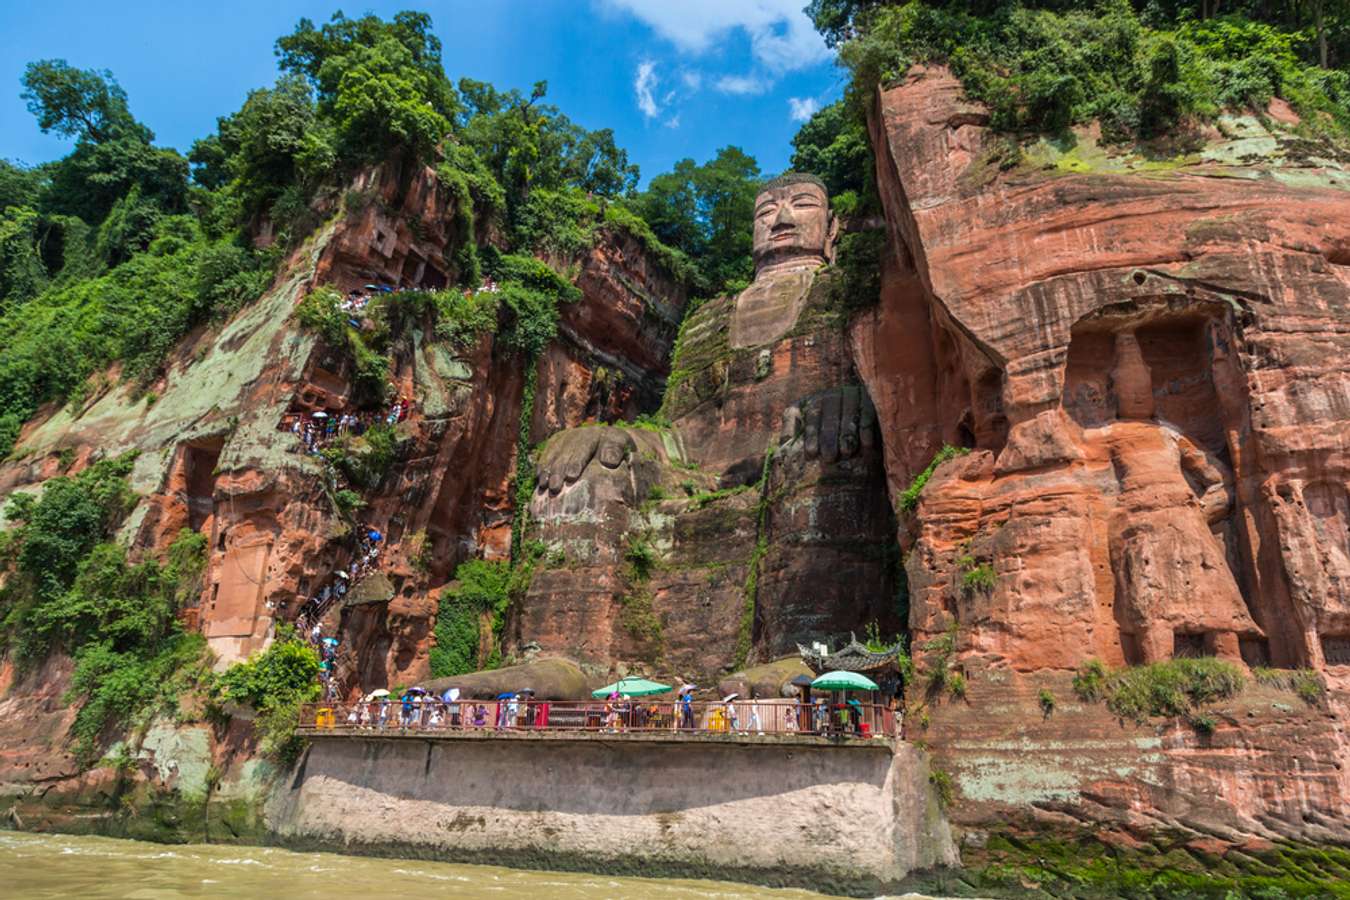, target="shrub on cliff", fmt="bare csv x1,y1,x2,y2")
429,559,513,678
1072,656,1245,723
899,444,970,514
830,228,887,313
212,632,321,710
211,628,321,763
429,556,542,678
0,457,210,755
0,214,274,458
